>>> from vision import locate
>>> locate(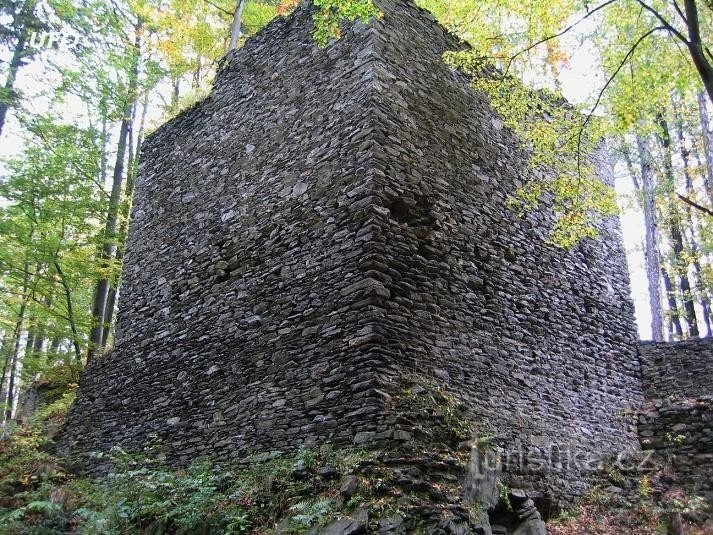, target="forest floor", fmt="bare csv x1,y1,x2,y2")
0,374,711,534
